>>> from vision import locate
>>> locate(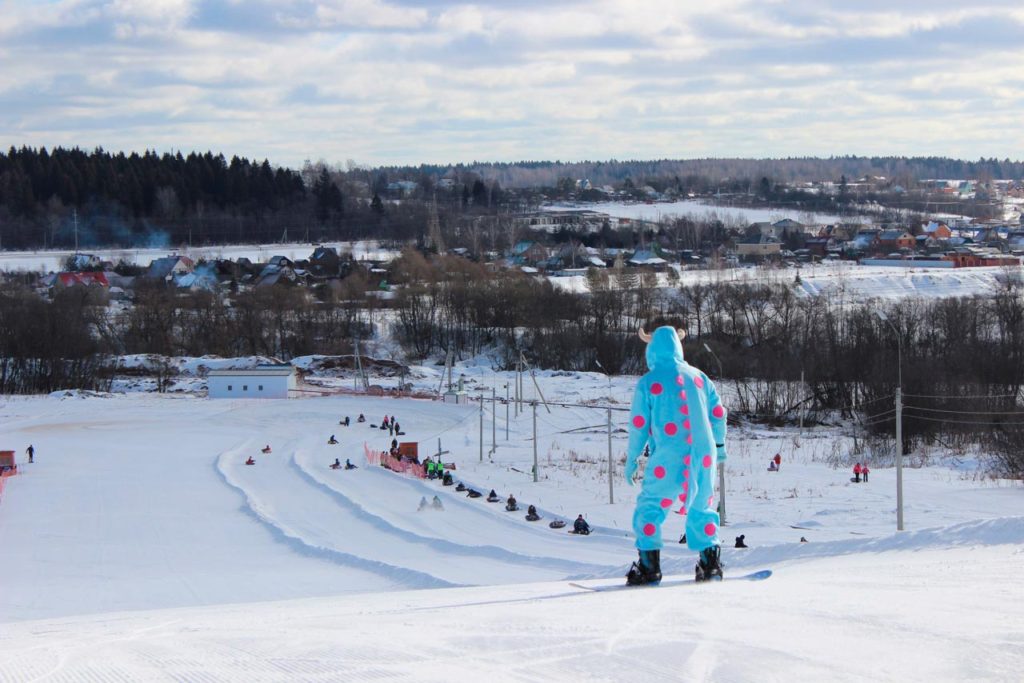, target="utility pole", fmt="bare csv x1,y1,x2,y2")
479,394,484,462
505,383,510,441
896,387,904,531
797,369,805,447
491,387,496,456
532,401,538,482
607,407,614,504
